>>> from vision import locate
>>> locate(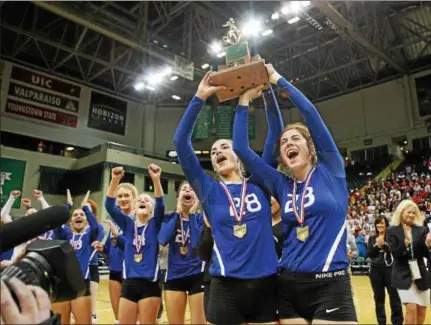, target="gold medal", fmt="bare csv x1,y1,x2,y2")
134,254,143,263
233,223,247,239
296,225,309,242
112,238,117,247
180,246,188,256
